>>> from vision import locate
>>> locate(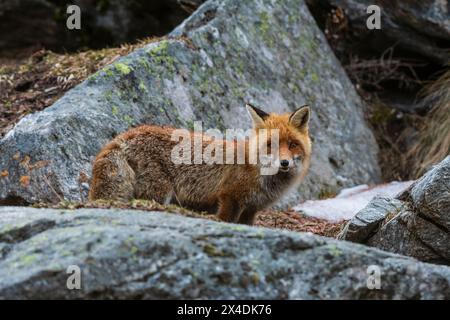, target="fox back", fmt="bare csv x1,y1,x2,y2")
89,104,312,224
